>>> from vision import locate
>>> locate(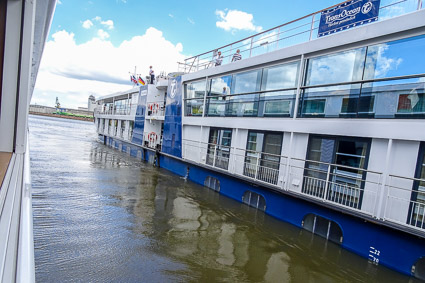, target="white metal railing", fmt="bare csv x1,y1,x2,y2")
147,102,165,117
181,138,425,235
178,0,423,73
144,132,160,149
384,174,425,231
95,104,137,116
